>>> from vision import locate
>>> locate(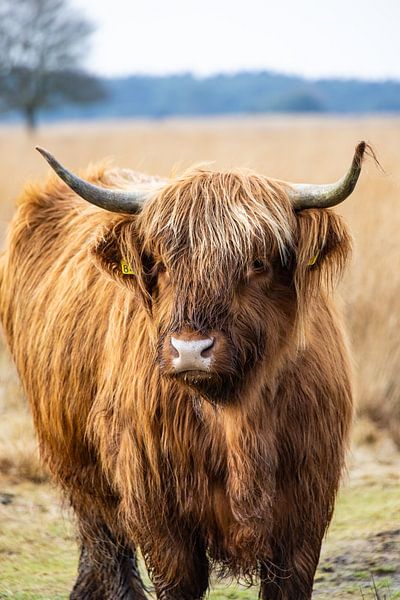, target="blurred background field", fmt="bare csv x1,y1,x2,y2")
0,115,399,598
